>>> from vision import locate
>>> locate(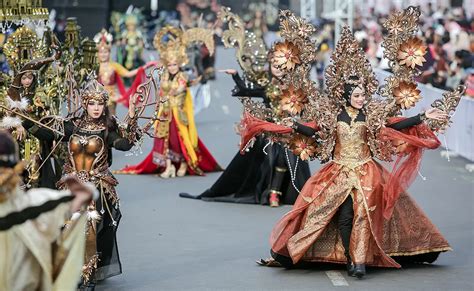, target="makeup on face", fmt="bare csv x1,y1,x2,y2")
350,86,366,109
87,100,105,119
20,72,34,88
167,61,179,75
